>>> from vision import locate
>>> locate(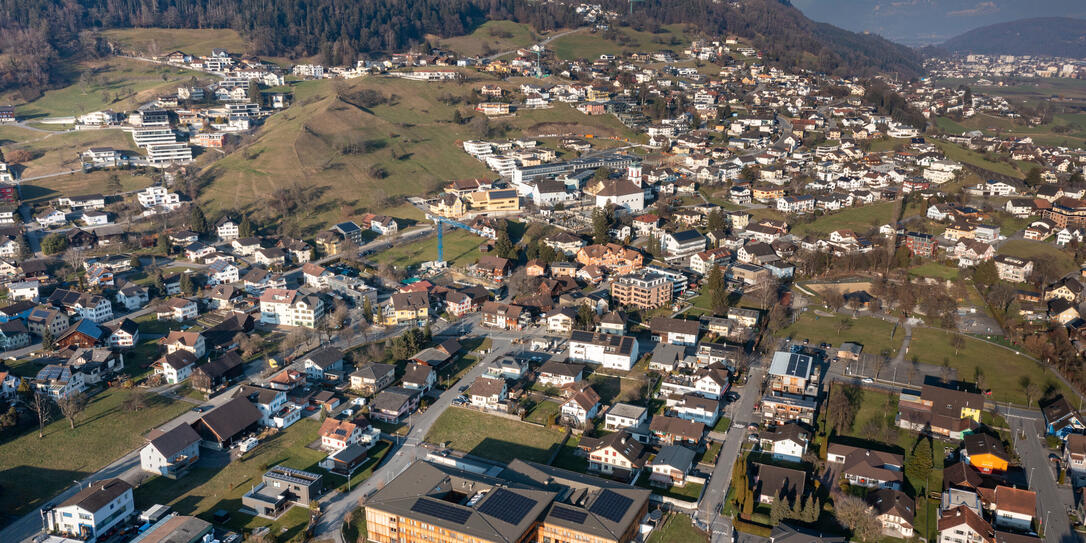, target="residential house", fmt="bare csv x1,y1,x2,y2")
648,445,696,488
350,362,396,395
260,288,324,328
586,431,646,478
650,317,700,346
568,330,639,371
319,417,379,452
44,479,134,542
560,386,600,427
191,396,263,449
154,351,198,384
163,330,206,359
759,422,810,463
1042,395,1086,440
301,347,344,381
649,415,705,446
402,363,436,394
897,384,983,439
140,424,201,478
753,463,806,505
868,488,915,538
962,433,1010,473
369,387,420,423
236,385,300,429
827,442,904,489
467,377,507,410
